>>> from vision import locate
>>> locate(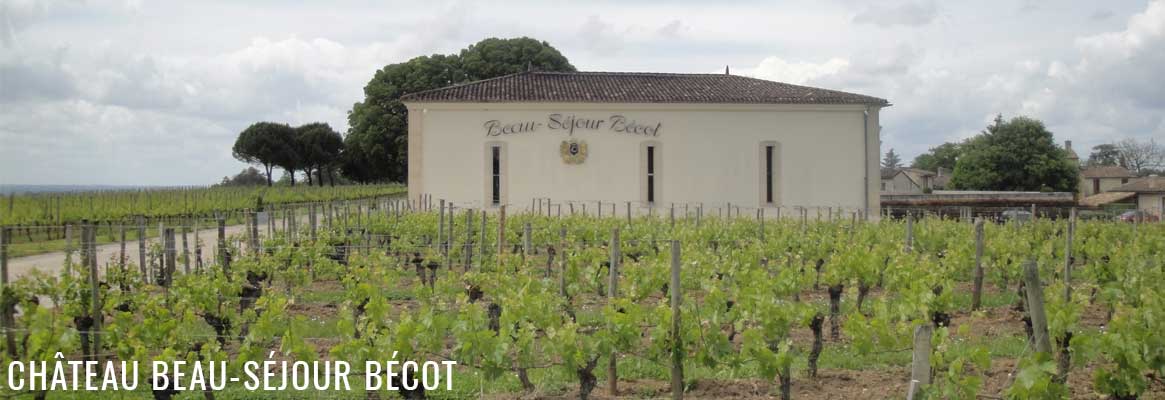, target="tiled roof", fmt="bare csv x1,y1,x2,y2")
1079,191,1136,207
1112,176,1165,193
1081,165,1137,179
401,71,889,105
